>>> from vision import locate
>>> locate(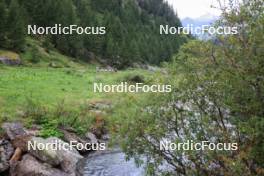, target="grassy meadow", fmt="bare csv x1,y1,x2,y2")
0,46,166,137
0,66,159,111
